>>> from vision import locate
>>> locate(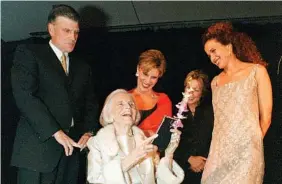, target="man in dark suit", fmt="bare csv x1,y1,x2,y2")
10,5,98,184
